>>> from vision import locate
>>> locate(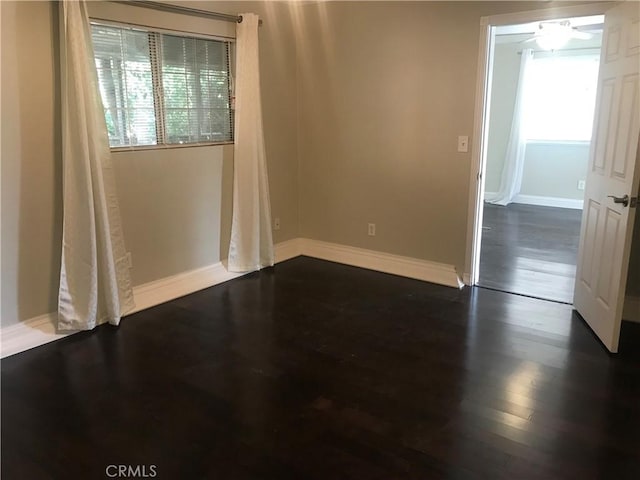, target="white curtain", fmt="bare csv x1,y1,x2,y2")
58,0,134,330
486,49,533,206
228,13,274,272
